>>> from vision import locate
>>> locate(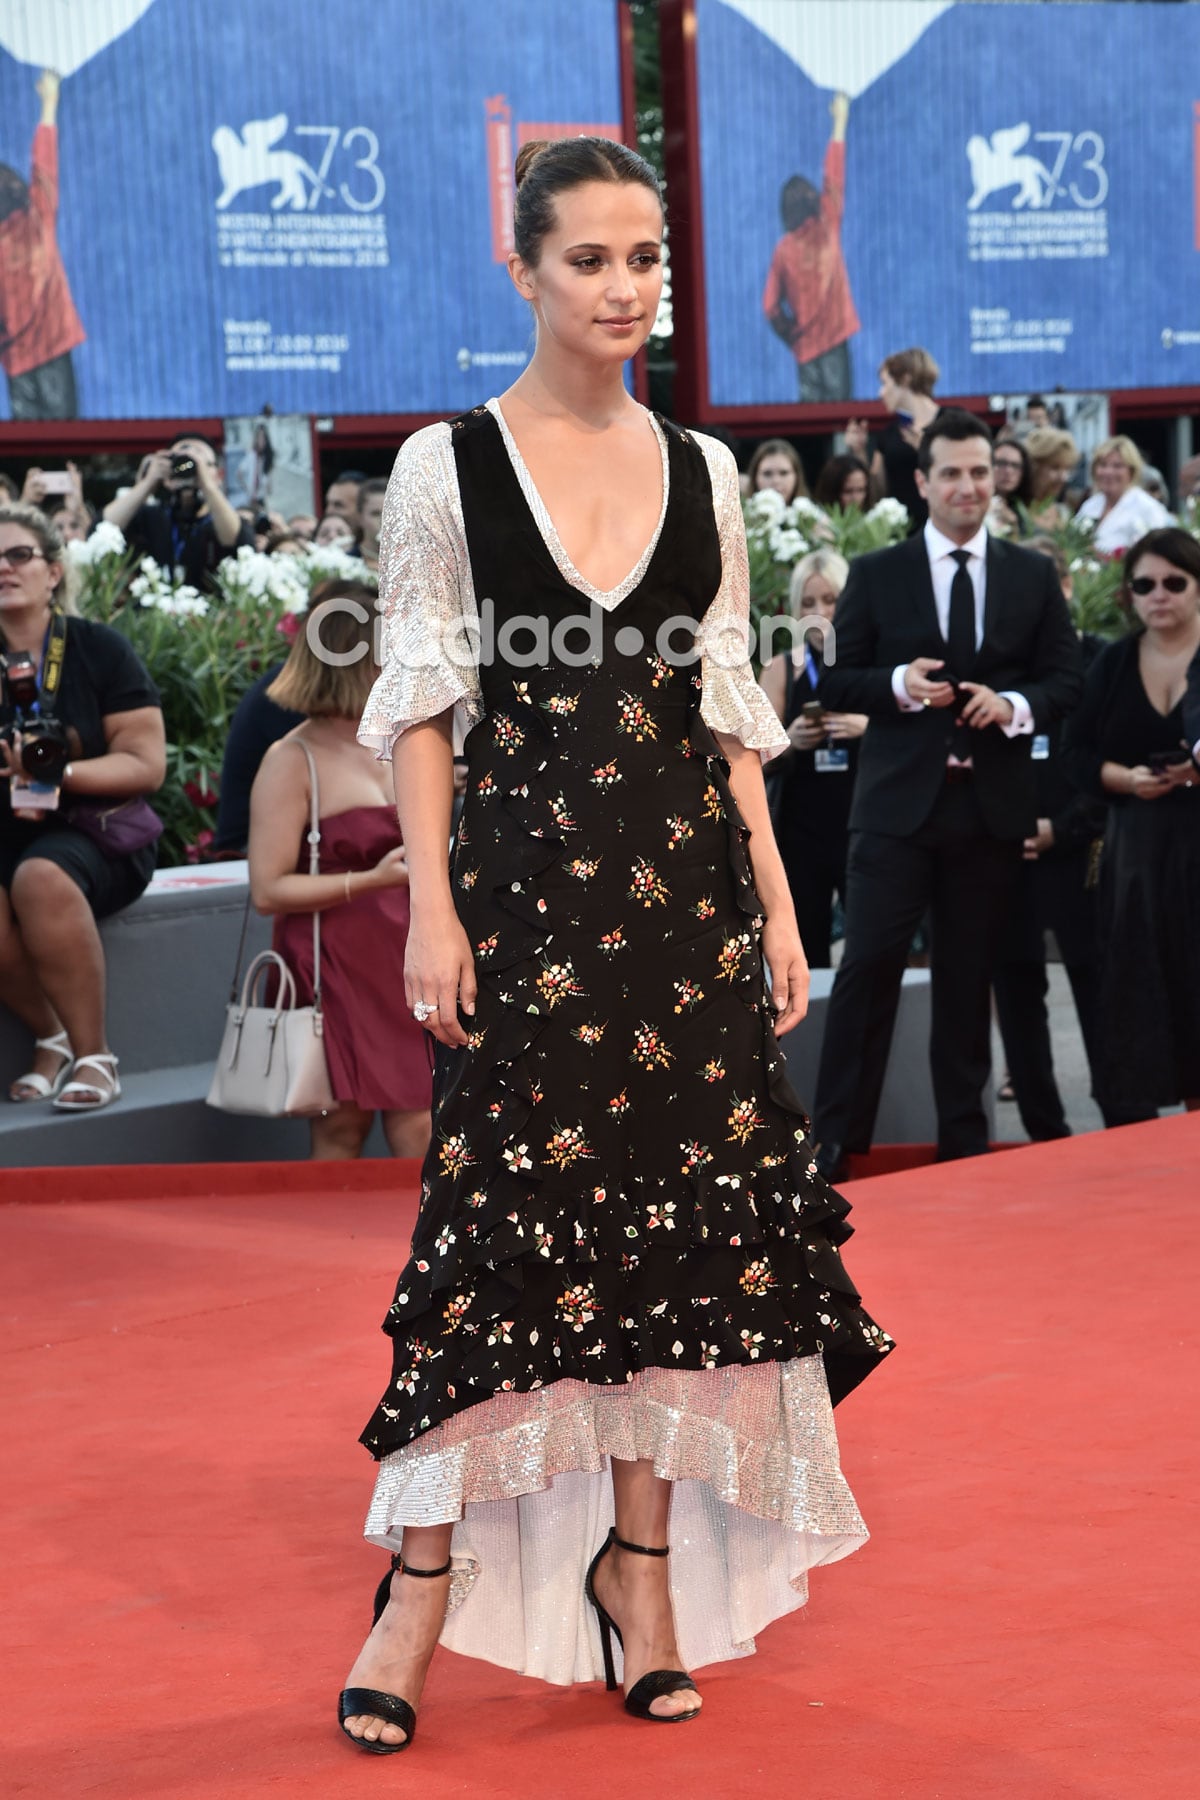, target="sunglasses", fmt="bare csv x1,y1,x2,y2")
0,545,47,569
1129,574,1190,596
